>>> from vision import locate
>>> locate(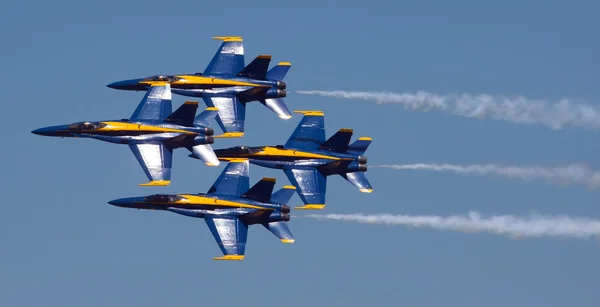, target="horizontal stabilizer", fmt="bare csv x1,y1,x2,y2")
194,107,219,127
347,137,372,155
262,221,294,243
241,178,276,203
164,101,198,126
266,62,291,81
191,144,220,166
270,185,296,205
260,98,292,120
341,172,373,193
237,55,271,80
319,128,353,153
